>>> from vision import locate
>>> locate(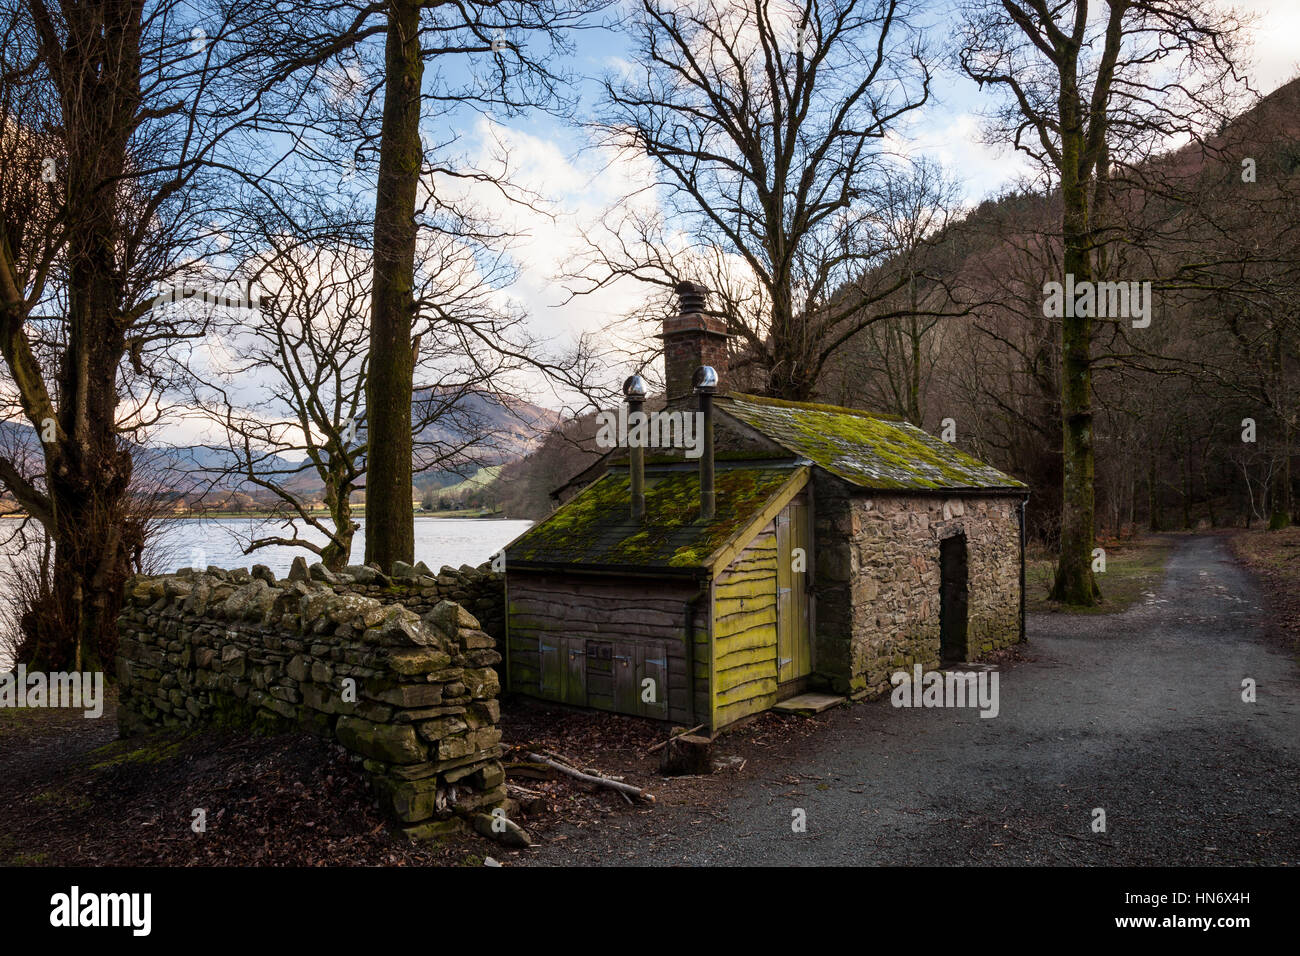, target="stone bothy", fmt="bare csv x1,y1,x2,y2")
116,562,508,839
501,284,1029,732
